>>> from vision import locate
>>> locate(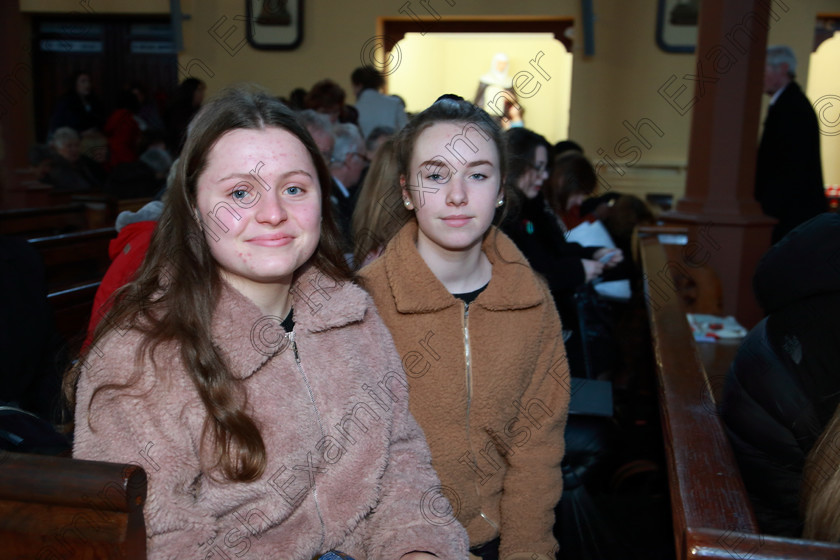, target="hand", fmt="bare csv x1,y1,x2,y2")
582,259,605,282
400,553,439,560
593,247,624,268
